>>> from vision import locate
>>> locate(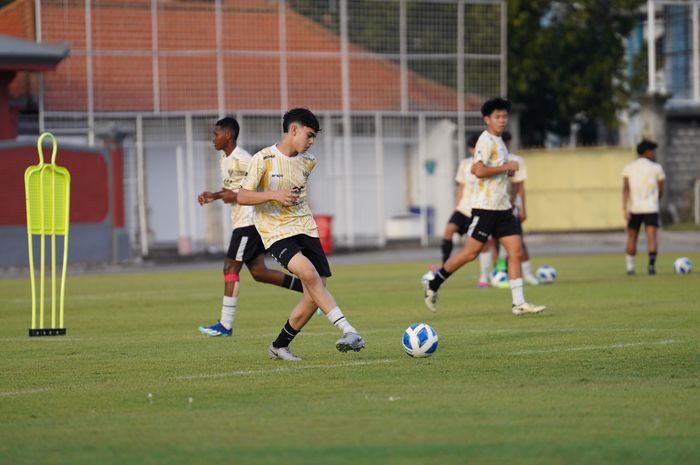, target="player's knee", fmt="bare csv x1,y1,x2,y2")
296,267,321,286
